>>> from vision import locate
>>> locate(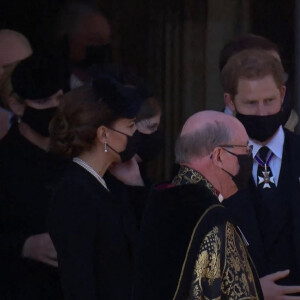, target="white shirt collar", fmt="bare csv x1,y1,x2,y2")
224,105,234,116
250,125,285,159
